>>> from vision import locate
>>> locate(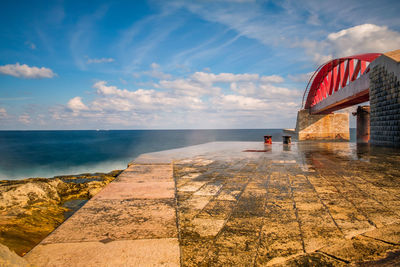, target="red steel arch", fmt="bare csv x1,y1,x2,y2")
303,53,382,109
